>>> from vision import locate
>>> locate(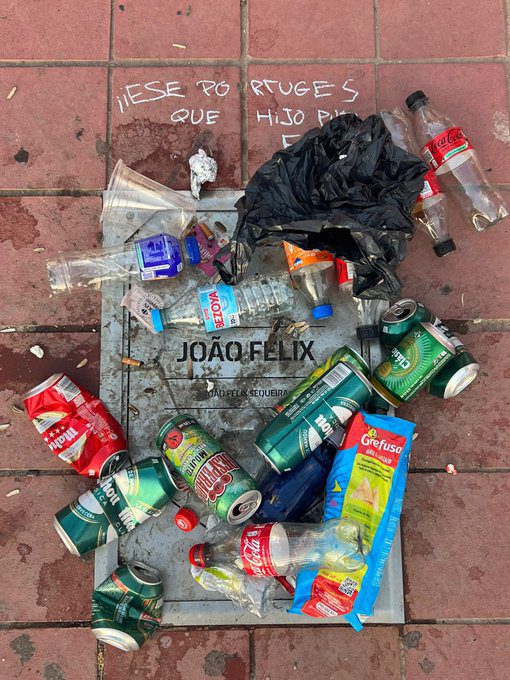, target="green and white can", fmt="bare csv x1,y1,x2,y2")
92,562,163,651
54,457,177,556
371,321,456,407
273,345,370,414
156,414,261,524
255,359,372,474
428,321,479,398
379,298,433,347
